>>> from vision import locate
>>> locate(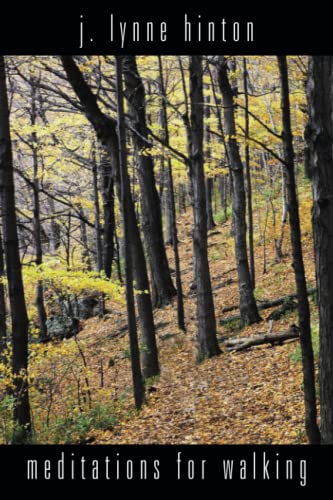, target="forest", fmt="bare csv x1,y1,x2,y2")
0,55,332,445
